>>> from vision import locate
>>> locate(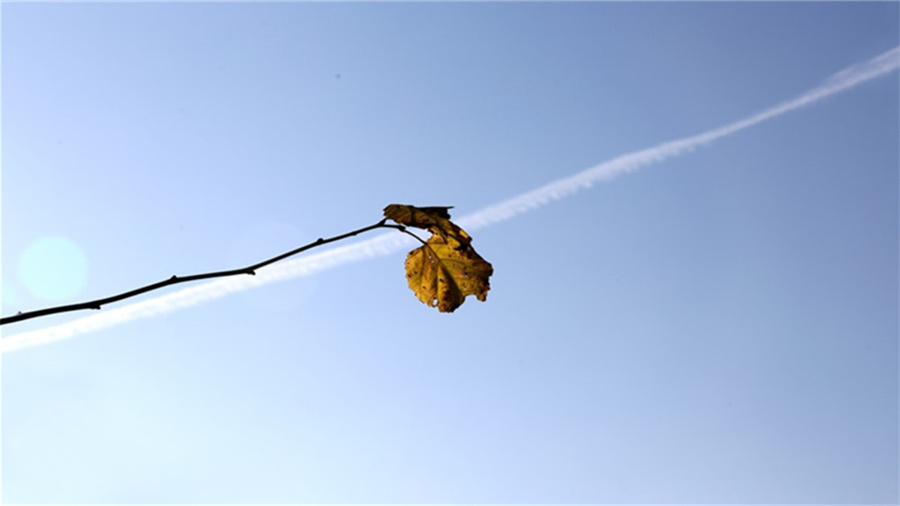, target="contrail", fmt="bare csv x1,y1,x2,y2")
3,46,897,354
454,46,900,231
